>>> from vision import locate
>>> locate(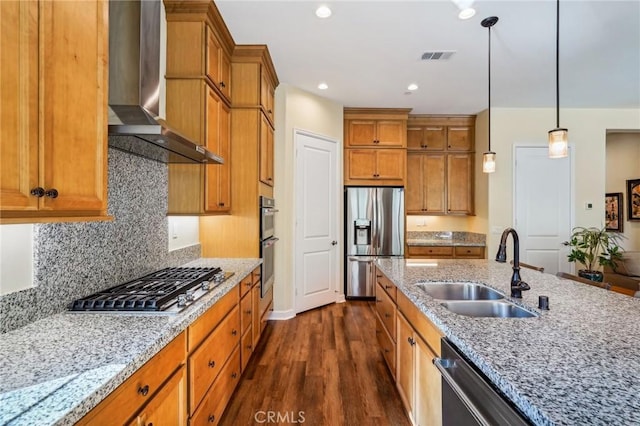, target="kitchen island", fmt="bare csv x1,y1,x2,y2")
377,258,640,425
0,258,260,426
